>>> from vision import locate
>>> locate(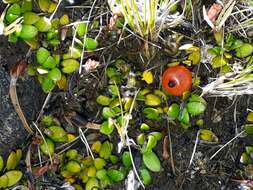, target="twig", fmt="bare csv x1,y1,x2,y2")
35,92,52,123
79,128,95,159
9,60,34,134
32,122,53,165
209,130,245,160
49,0,62,21
188,130,200,168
